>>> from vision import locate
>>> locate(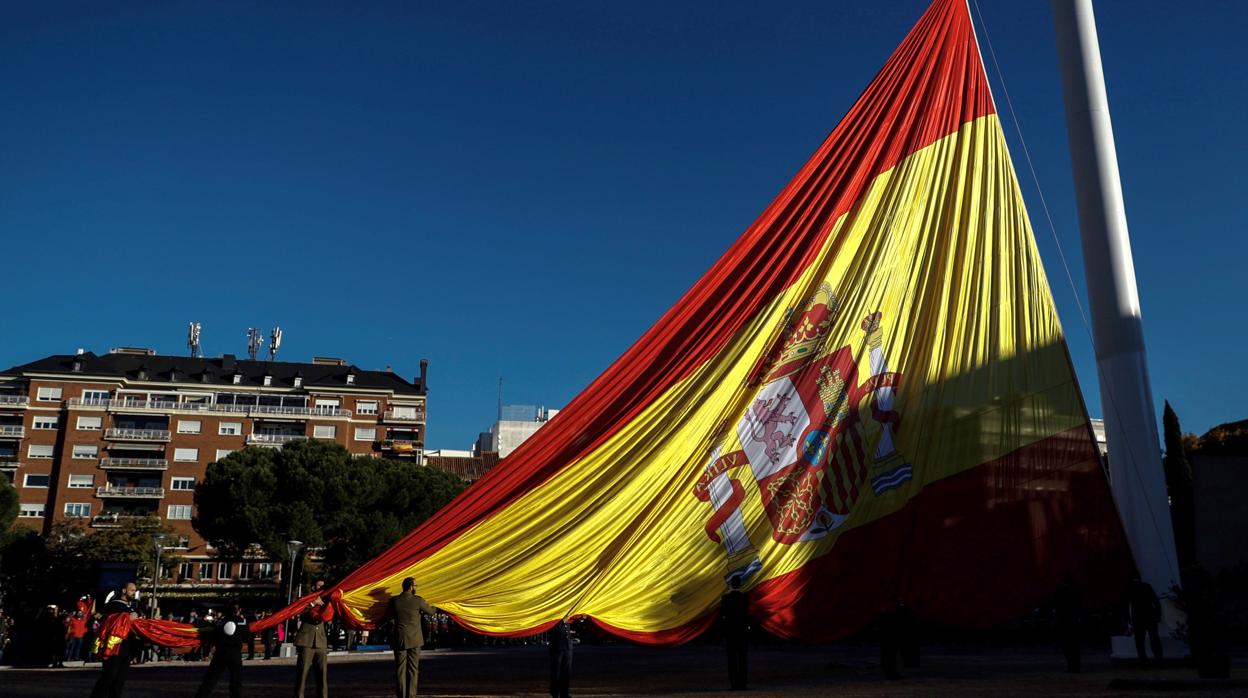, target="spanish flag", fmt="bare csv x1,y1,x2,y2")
263,0,1131,643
